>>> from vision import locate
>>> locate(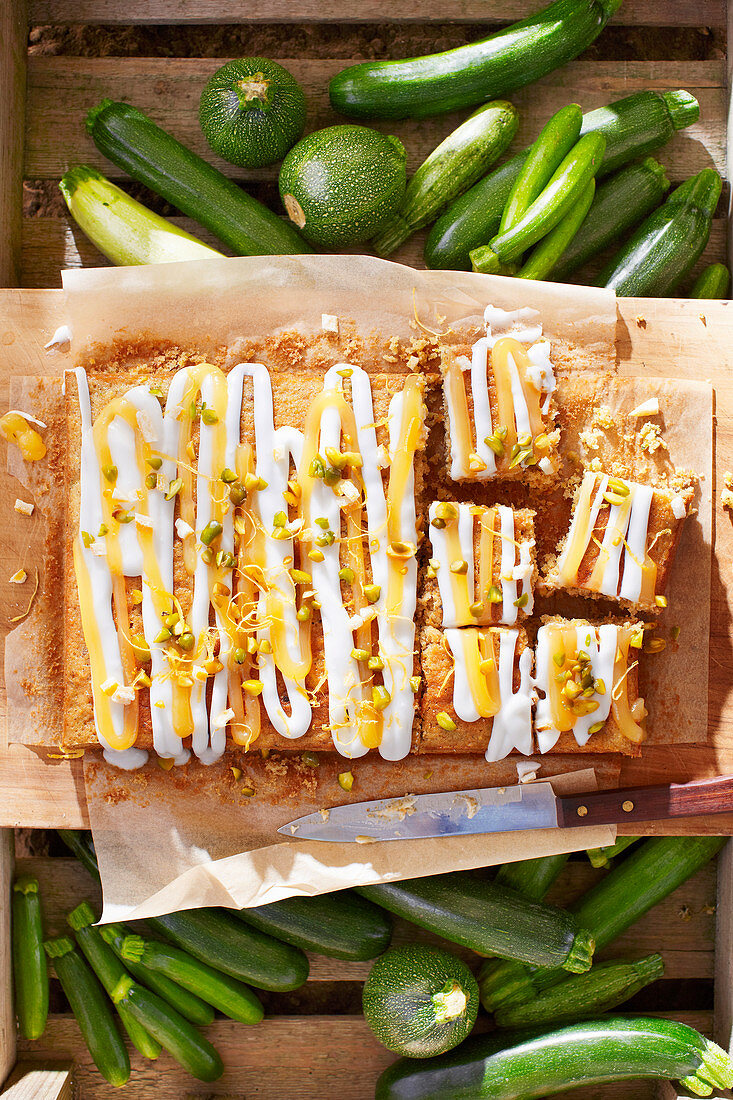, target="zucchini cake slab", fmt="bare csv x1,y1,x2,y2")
63,303,696,769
